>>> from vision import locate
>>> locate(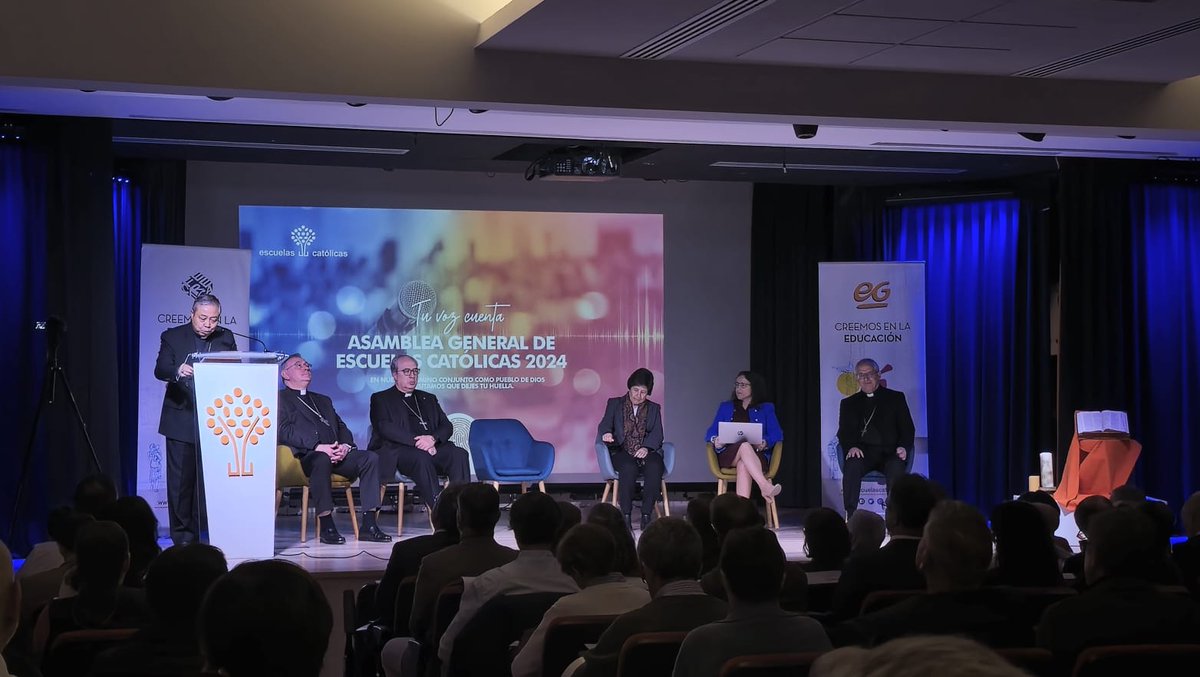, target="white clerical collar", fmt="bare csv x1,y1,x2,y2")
404,392,413,398
300,389,307,396
866,392,875,398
